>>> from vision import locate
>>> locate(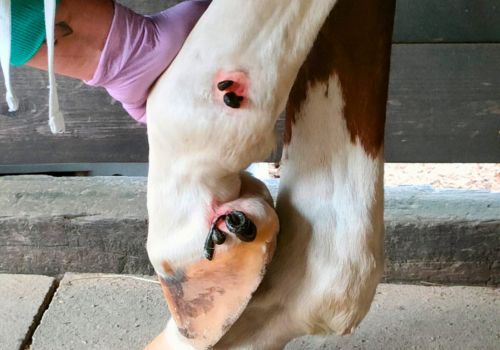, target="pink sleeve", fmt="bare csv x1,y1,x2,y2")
85,1,210,123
